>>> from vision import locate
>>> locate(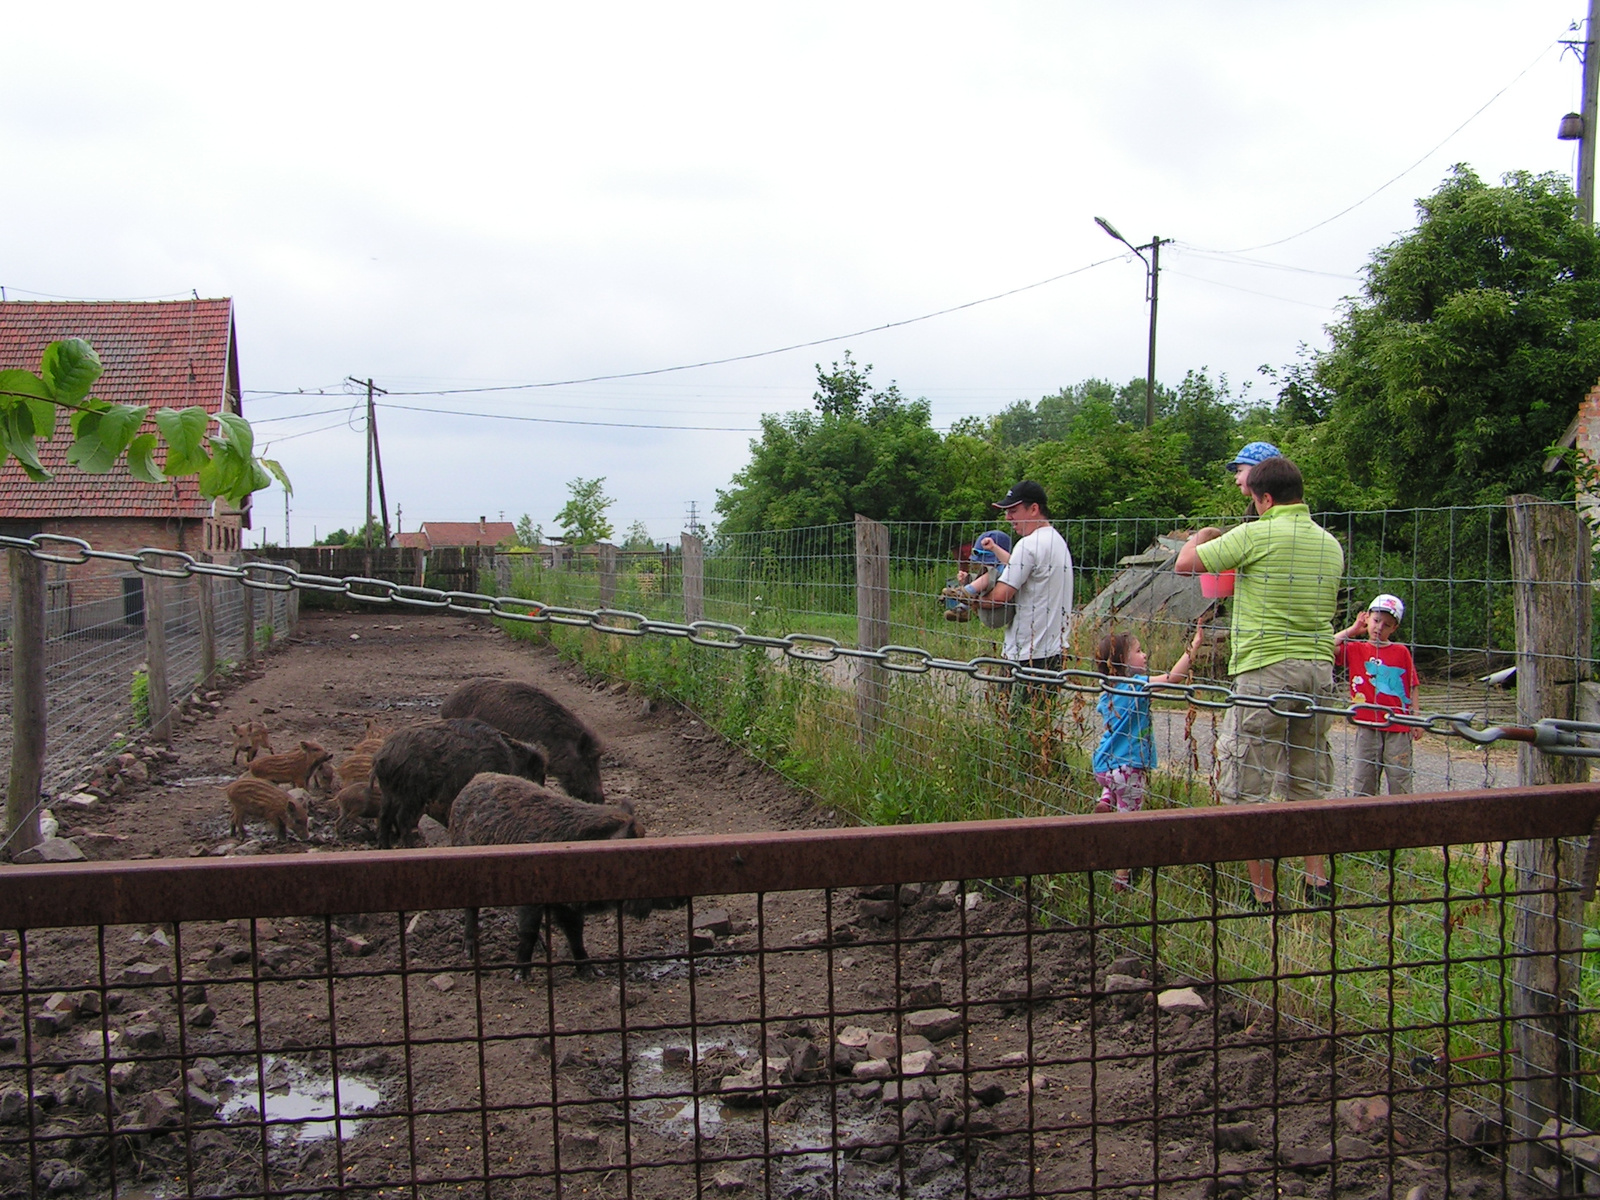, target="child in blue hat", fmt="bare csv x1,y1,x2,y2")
943,530,1012,620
